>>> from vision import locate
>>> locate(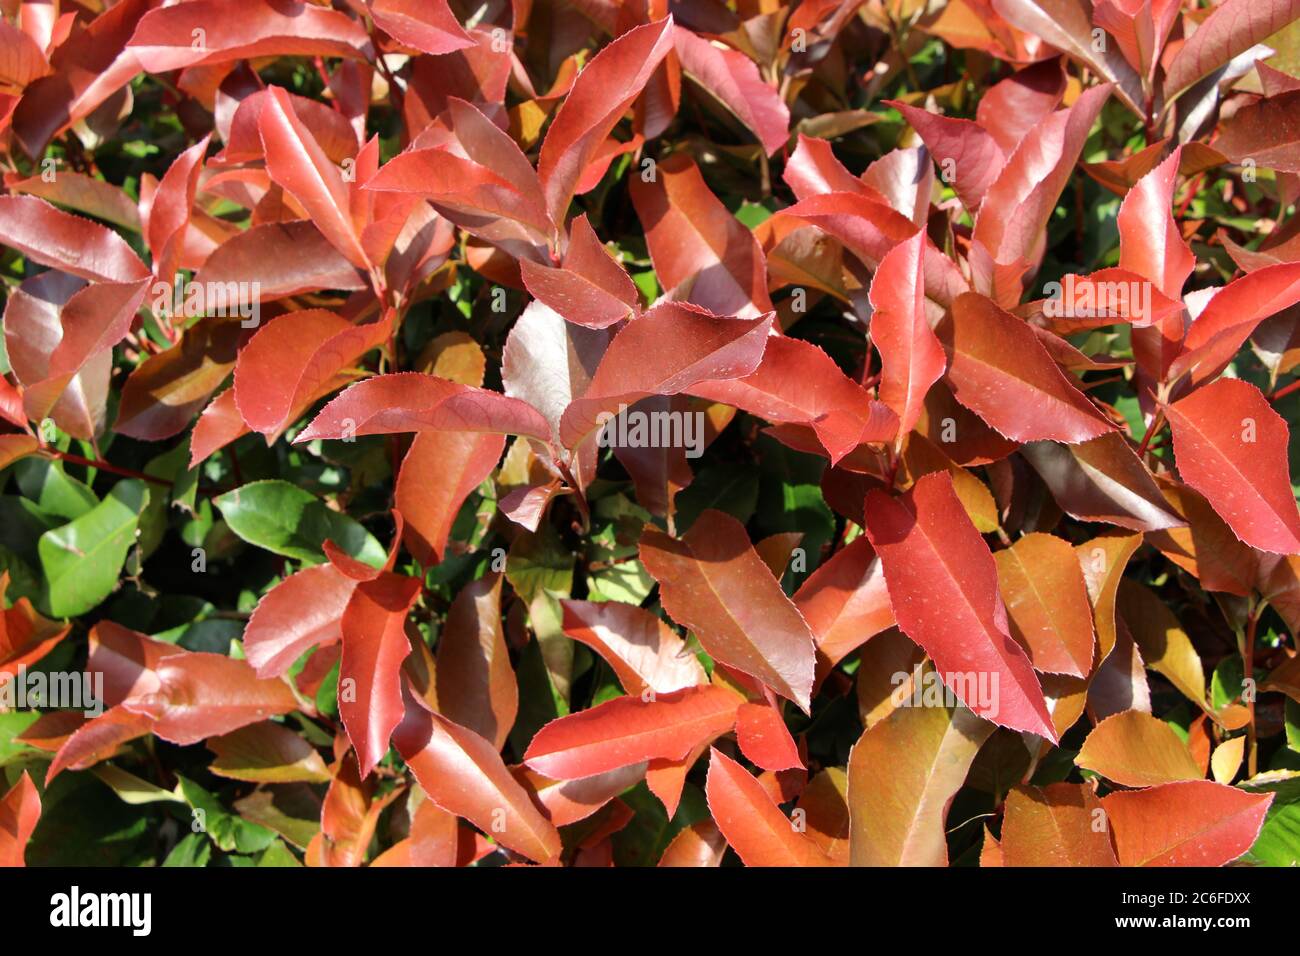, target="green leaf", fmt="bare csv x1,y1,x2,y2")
256,838,302,867
38,479,148,617
506,523,574,602
214,480,385,567
1240,773,1300,867
14,458,97,520
177,775,277,854
162,832,213,867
